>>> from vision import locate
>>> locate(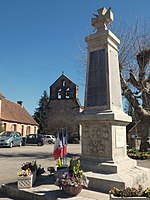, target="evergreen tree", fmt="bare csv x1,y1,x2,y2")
33,90,49,134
